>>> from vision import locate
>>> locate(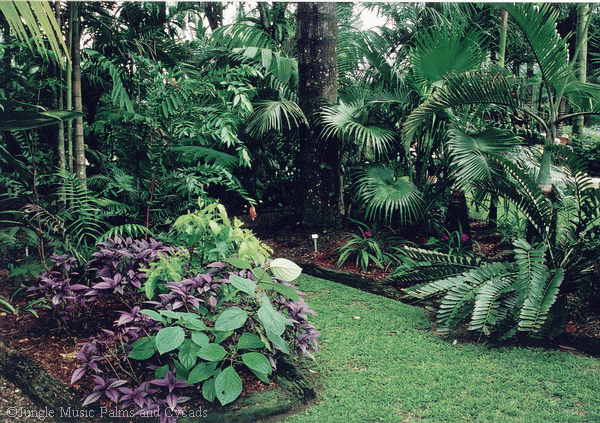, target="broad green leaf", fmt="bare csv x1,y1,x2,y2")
155,327,185,355
214,307,248,331
229,274,256,296
241,352,272,375
191,331,210,348
250,369,271,384
174,359,190,380
155,364,169,379
160,310,182,320
257,296,290,335
185,319,209,331
128,337,156,360
202,377,216,402
269,258,302,281
252,267,273,283
223,258,253,270
140,309,165,324
266,329,290,354
215,366,243,406
178,339,200,370
260,281,299,302
197,343,227,362
214,330,233,343
188,362,218,384
236,332,265,350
